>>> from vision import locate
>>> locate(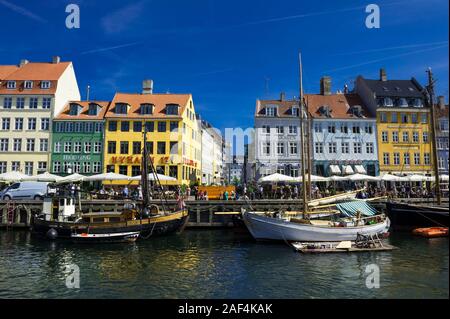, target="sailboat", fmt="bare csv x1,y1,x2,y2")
242,53,390,242
385,68,449,230
32,128,189,243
